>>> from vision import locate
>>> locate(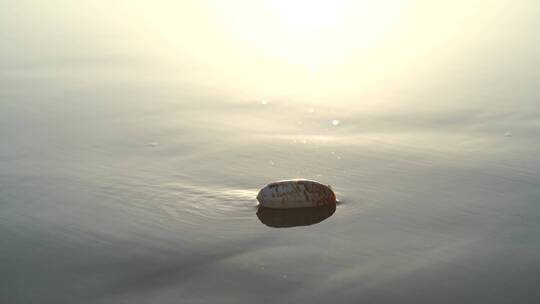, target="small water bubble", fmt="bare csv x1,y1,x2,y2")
504,132,513,137
148,142,159,147
308,107,315,113
261,100,268,105
331,120,340,126
268,160,275,166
